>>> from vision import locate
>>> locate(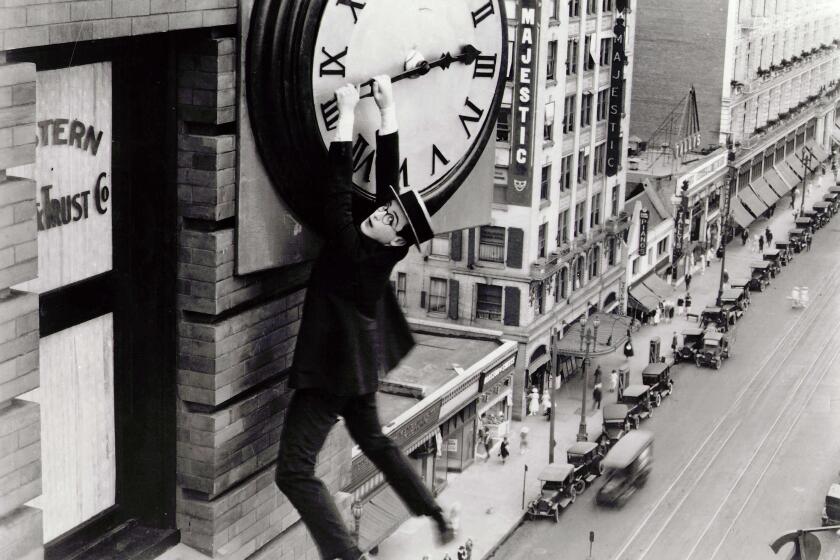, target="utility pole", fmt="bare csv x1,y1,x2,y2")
576,317,599,442
548,327,558,463
800,148,811,215
717,135,736,306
